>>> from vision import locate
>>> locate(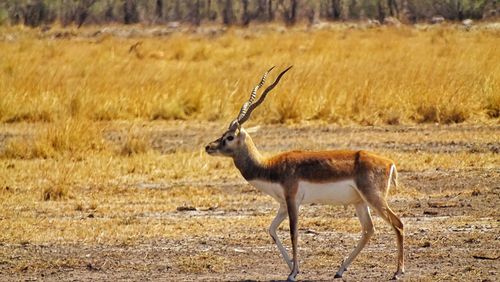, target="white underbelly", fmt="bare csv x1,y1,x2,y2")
249,180,284,202
249,179,361,205
298,179,361,205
